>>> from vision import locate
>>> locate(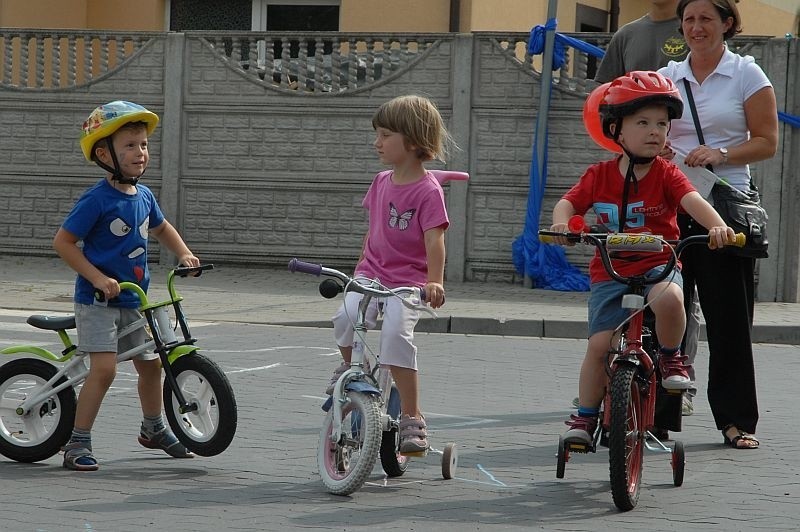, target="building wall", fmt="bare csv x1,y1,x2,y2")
87,0,165,31
0,1,796,37
341,0,451,32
